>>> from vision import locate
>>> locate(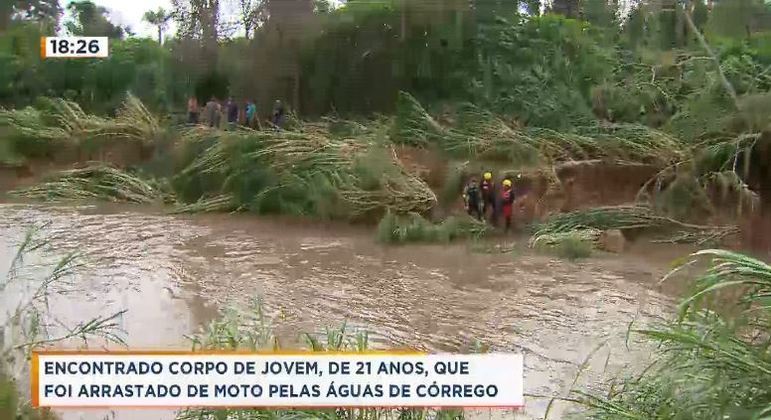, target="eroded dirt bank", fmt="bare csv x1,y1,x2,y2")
0,203,692,419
